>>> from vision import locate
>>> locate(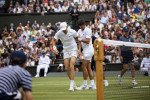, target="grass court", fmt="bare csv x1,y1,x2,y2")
32,72,150,100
